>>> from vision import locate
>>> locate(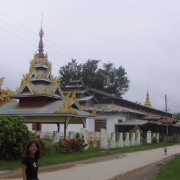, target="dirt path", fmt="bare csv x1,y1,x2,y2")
0,146,179,180
111,155,174,180
0,156,174,180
